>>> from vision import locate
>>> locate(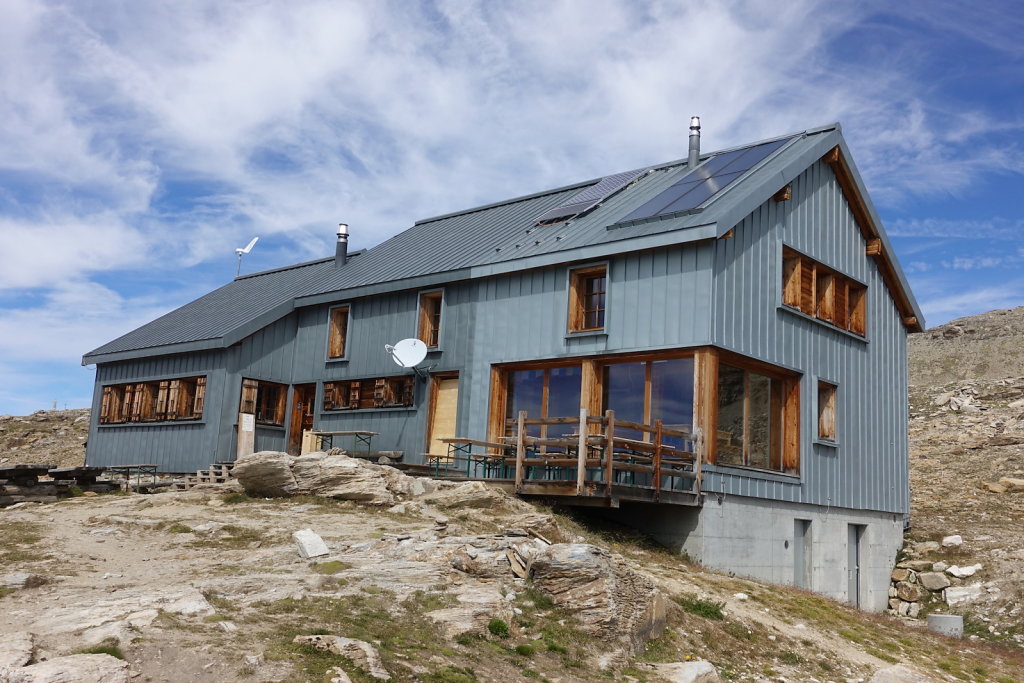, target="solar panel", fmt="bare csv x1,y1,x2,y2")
619,137,793,224
536,167,649,225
